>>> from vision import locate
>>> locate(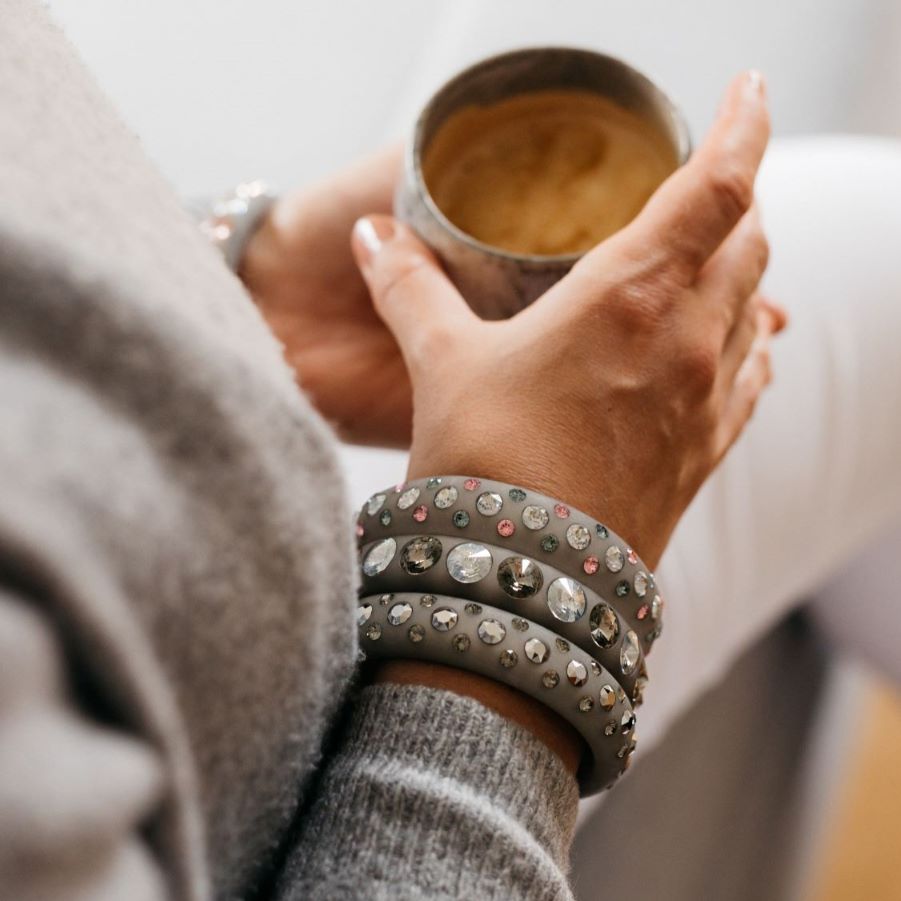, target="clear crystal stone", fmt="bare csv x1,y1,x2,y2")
362,538,397,576
499,649,518,668
426,477,442,488
365,623,382,641
524,638,549,664
546,577,587,622
379,593,393,605
604,720,617,736
447,542,493,583
401,536,442,574
556,637,570,653
590,660,602,677
497,556,543,598
357,603,372,625
566,659,588,686
476,491,503,515
599,684,616,710
452,634,470,652
542,670,560,689
620,630,641,675
408,624,426,643
431,608,458,631
387,602,413,626
397,486,421,510
589,603,620,649
464,602,483,615
621,710,636,733
511,617,530,632
651,594,663,620
566,523,591,550
521,504,550,530
420,594,435,608
434,485,459,509
579,696,594,712
366,493,387,516
605,545,625,573
634,571,649,598
478,619,506,645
